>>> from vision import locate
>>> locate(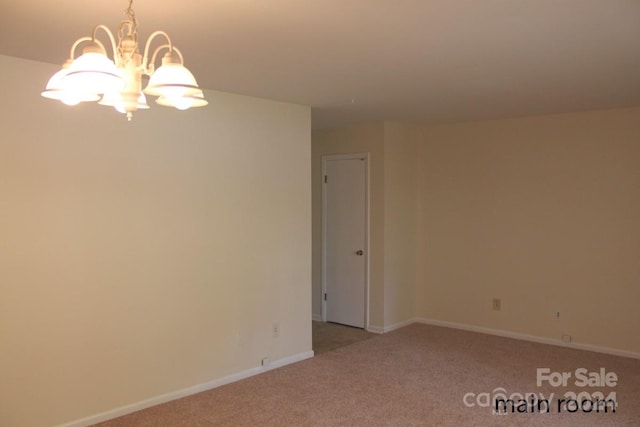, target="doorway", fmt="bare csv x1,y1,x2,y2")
321,153,369,329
